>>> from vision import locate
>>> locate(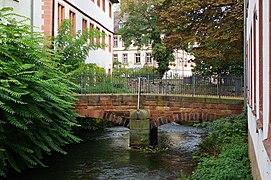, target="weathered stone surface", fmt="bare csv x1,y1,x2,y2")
74,94,244,127
130,109,151,147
